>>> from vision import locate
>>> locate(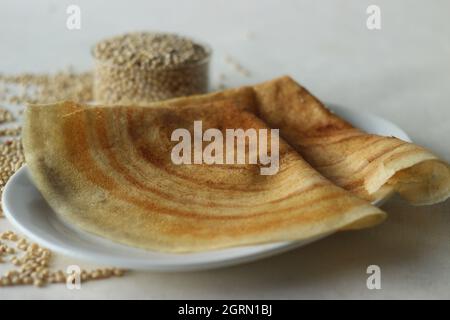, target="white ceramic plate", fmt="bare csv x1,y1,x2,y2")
2,105,411,271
